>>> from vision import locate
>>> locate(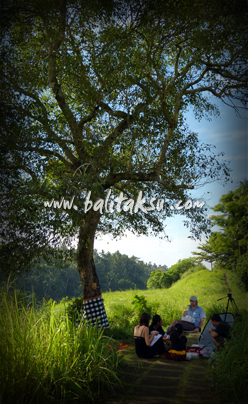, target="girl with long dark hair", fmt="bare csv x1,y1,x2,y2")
134,313,166,359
